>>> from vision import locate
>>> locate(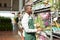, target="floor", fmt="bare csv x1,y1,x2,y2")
0,31,60,40
0,31,21,40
